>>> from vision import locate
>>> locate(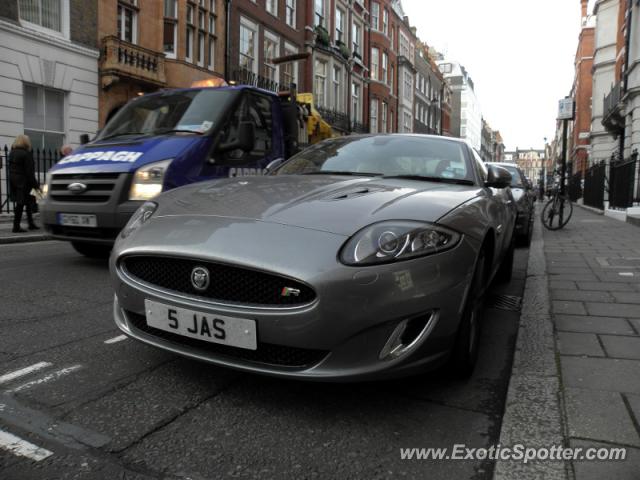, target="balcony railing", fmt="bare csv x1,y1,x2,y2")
100,36,166,87
602,82,624,133
230,68,289,93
